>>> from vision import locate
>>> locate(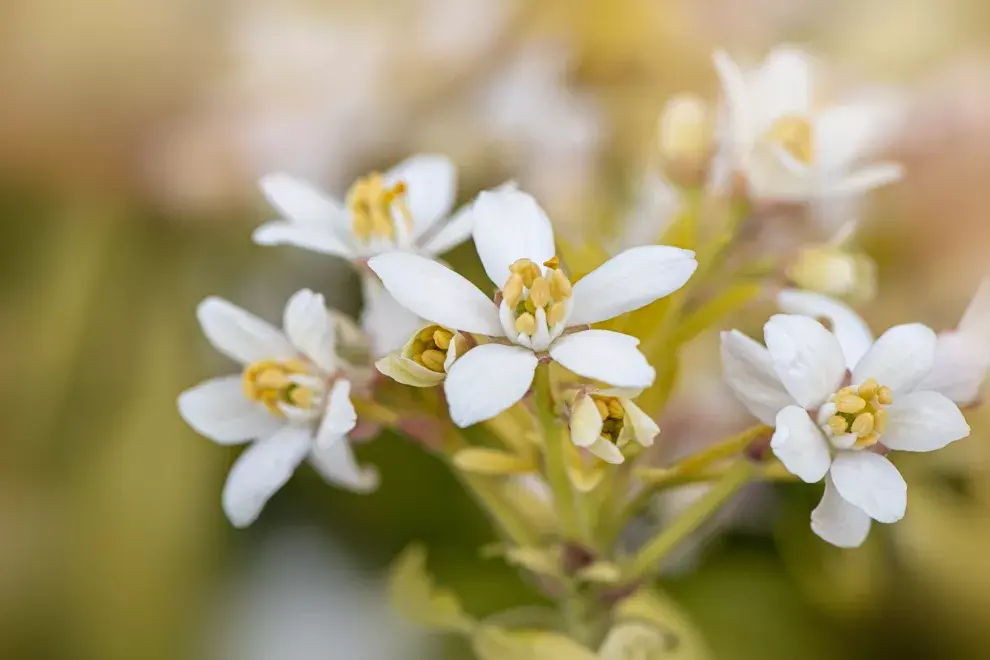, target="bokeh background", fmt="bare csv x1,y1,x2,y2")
3,0,990,658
